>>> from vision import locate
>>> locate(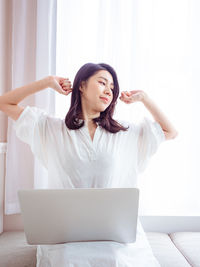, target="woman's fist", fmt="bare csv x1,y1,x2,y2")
48,76,73,95
119,90,146,104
